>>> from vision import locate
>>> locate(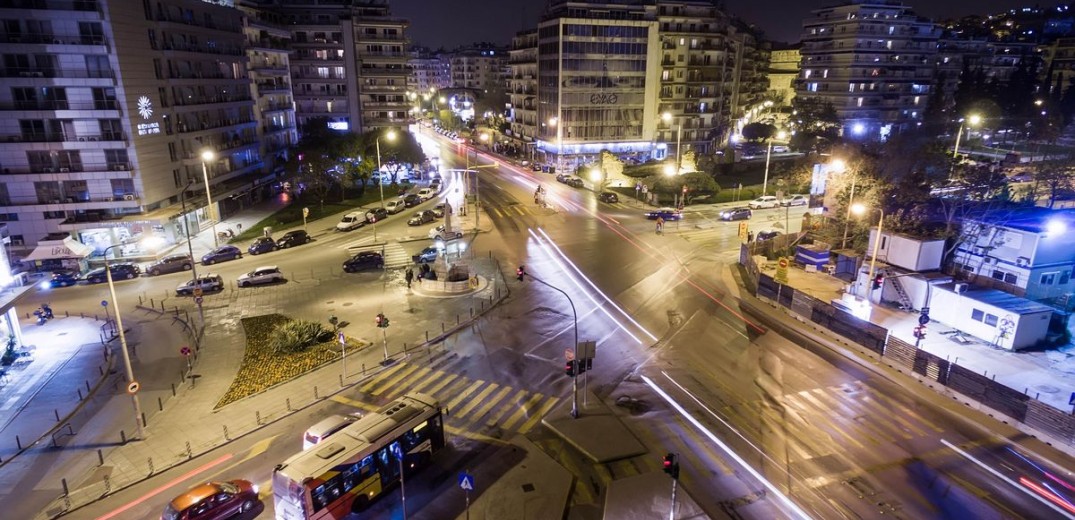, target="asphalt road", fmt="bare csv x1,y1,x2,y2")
15,131,1075,520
